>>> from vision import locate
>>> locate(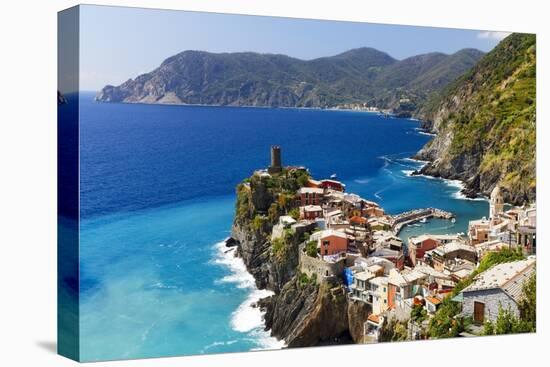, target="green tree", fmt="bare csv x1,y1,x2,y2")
411,304,428,323
494,307,520,334
271,237,285,259
297,172,310,188
379,318,408,342
519,273,536,326
252,215,268,233
288,207,300,220
483,273,536,335
305,240,318,258
483,320,494,335
428,247,527,339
